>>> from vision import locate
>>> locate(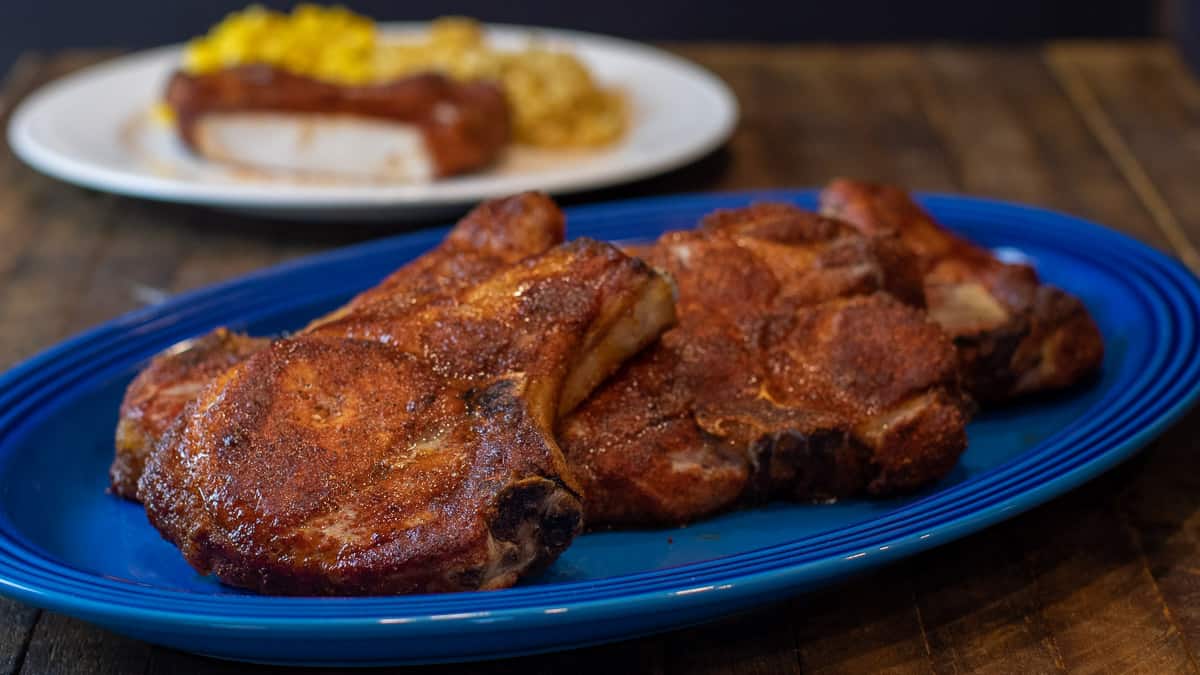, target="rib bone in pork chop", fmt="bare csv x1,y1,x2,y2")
819,179,1104,402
